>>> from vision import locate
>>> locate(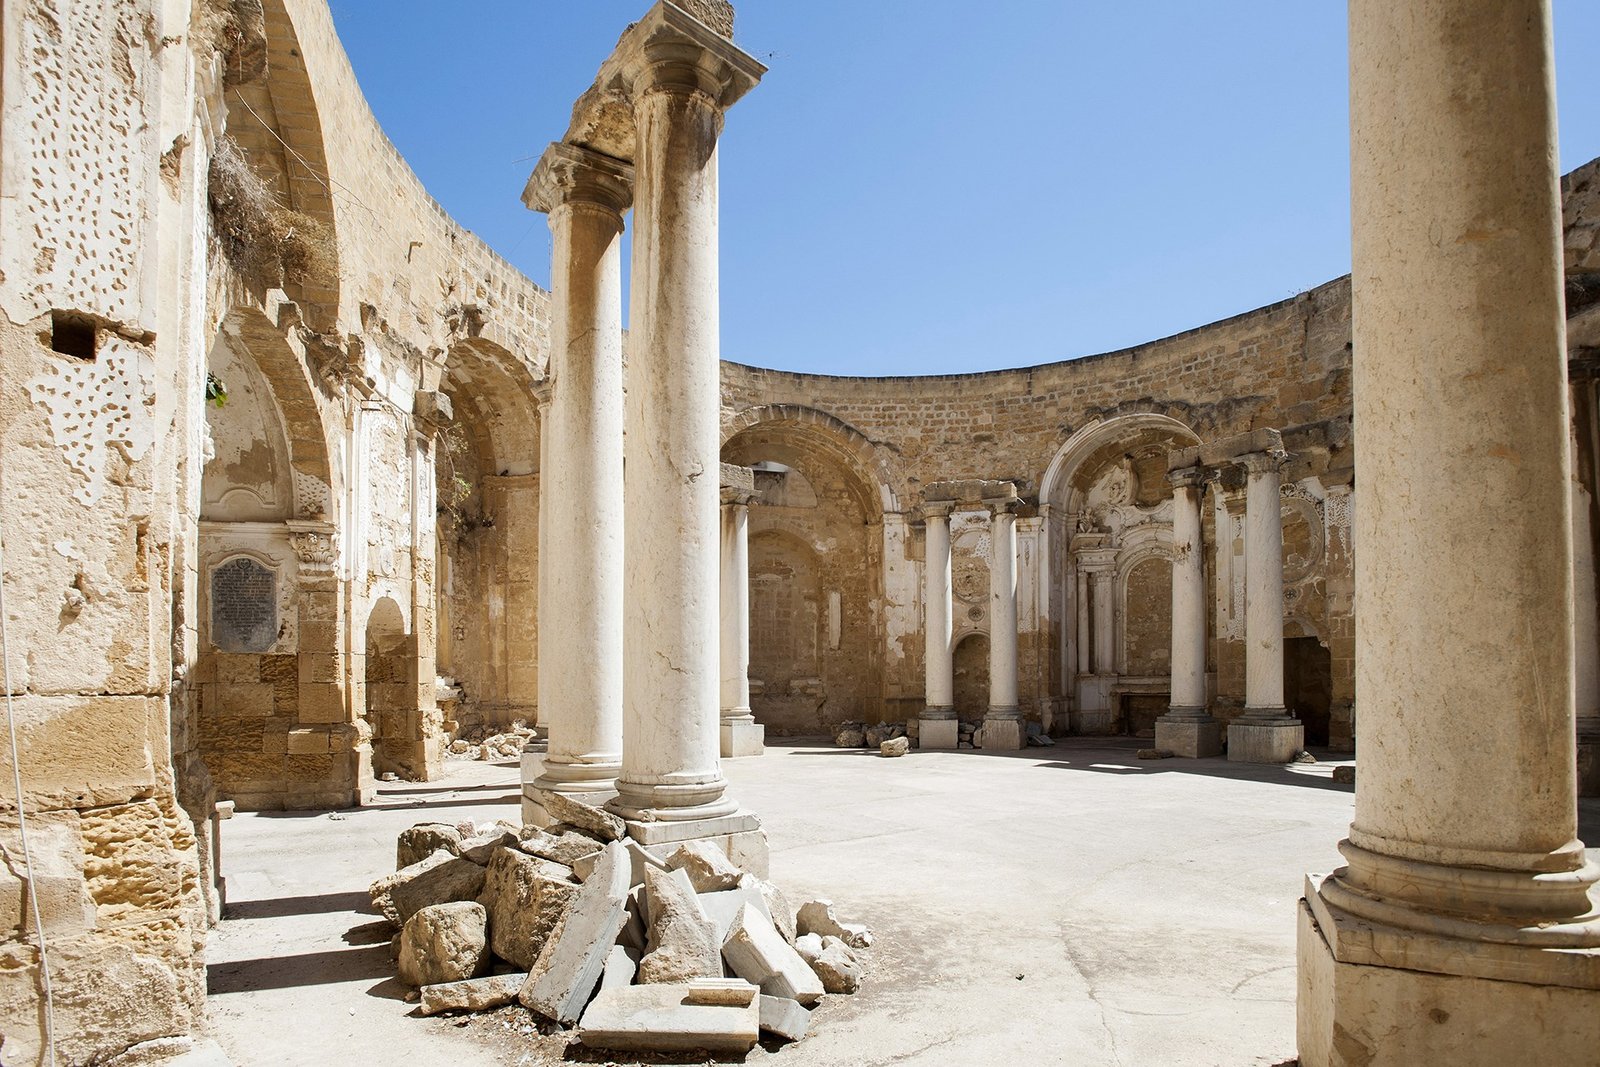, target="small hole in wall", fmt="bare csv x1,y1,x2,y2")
51,311,96,359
